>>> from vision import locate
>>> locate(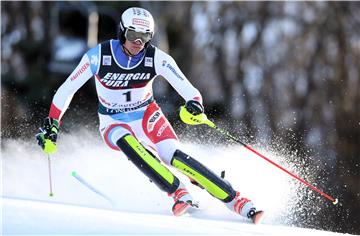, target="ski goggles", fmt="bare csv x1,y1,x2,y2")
124,29,152,44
